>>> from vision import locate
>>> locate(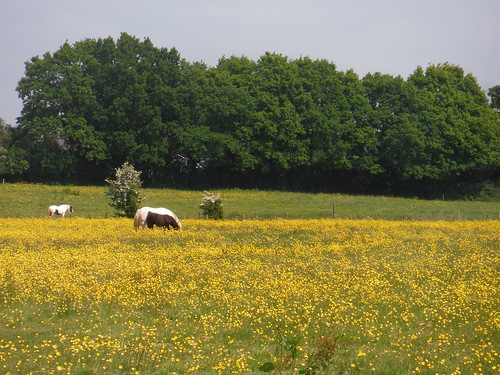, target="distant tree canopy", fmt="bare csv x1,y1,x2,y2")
4,33,499,197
